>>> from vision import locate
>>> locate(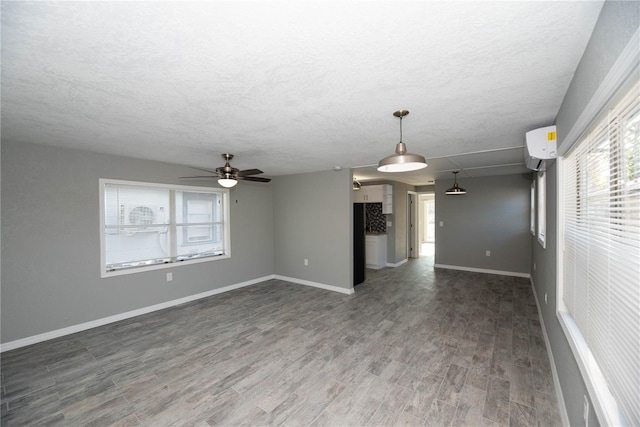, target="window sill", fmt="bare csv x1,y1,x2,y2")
556,309,625,426
101,253,230,278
